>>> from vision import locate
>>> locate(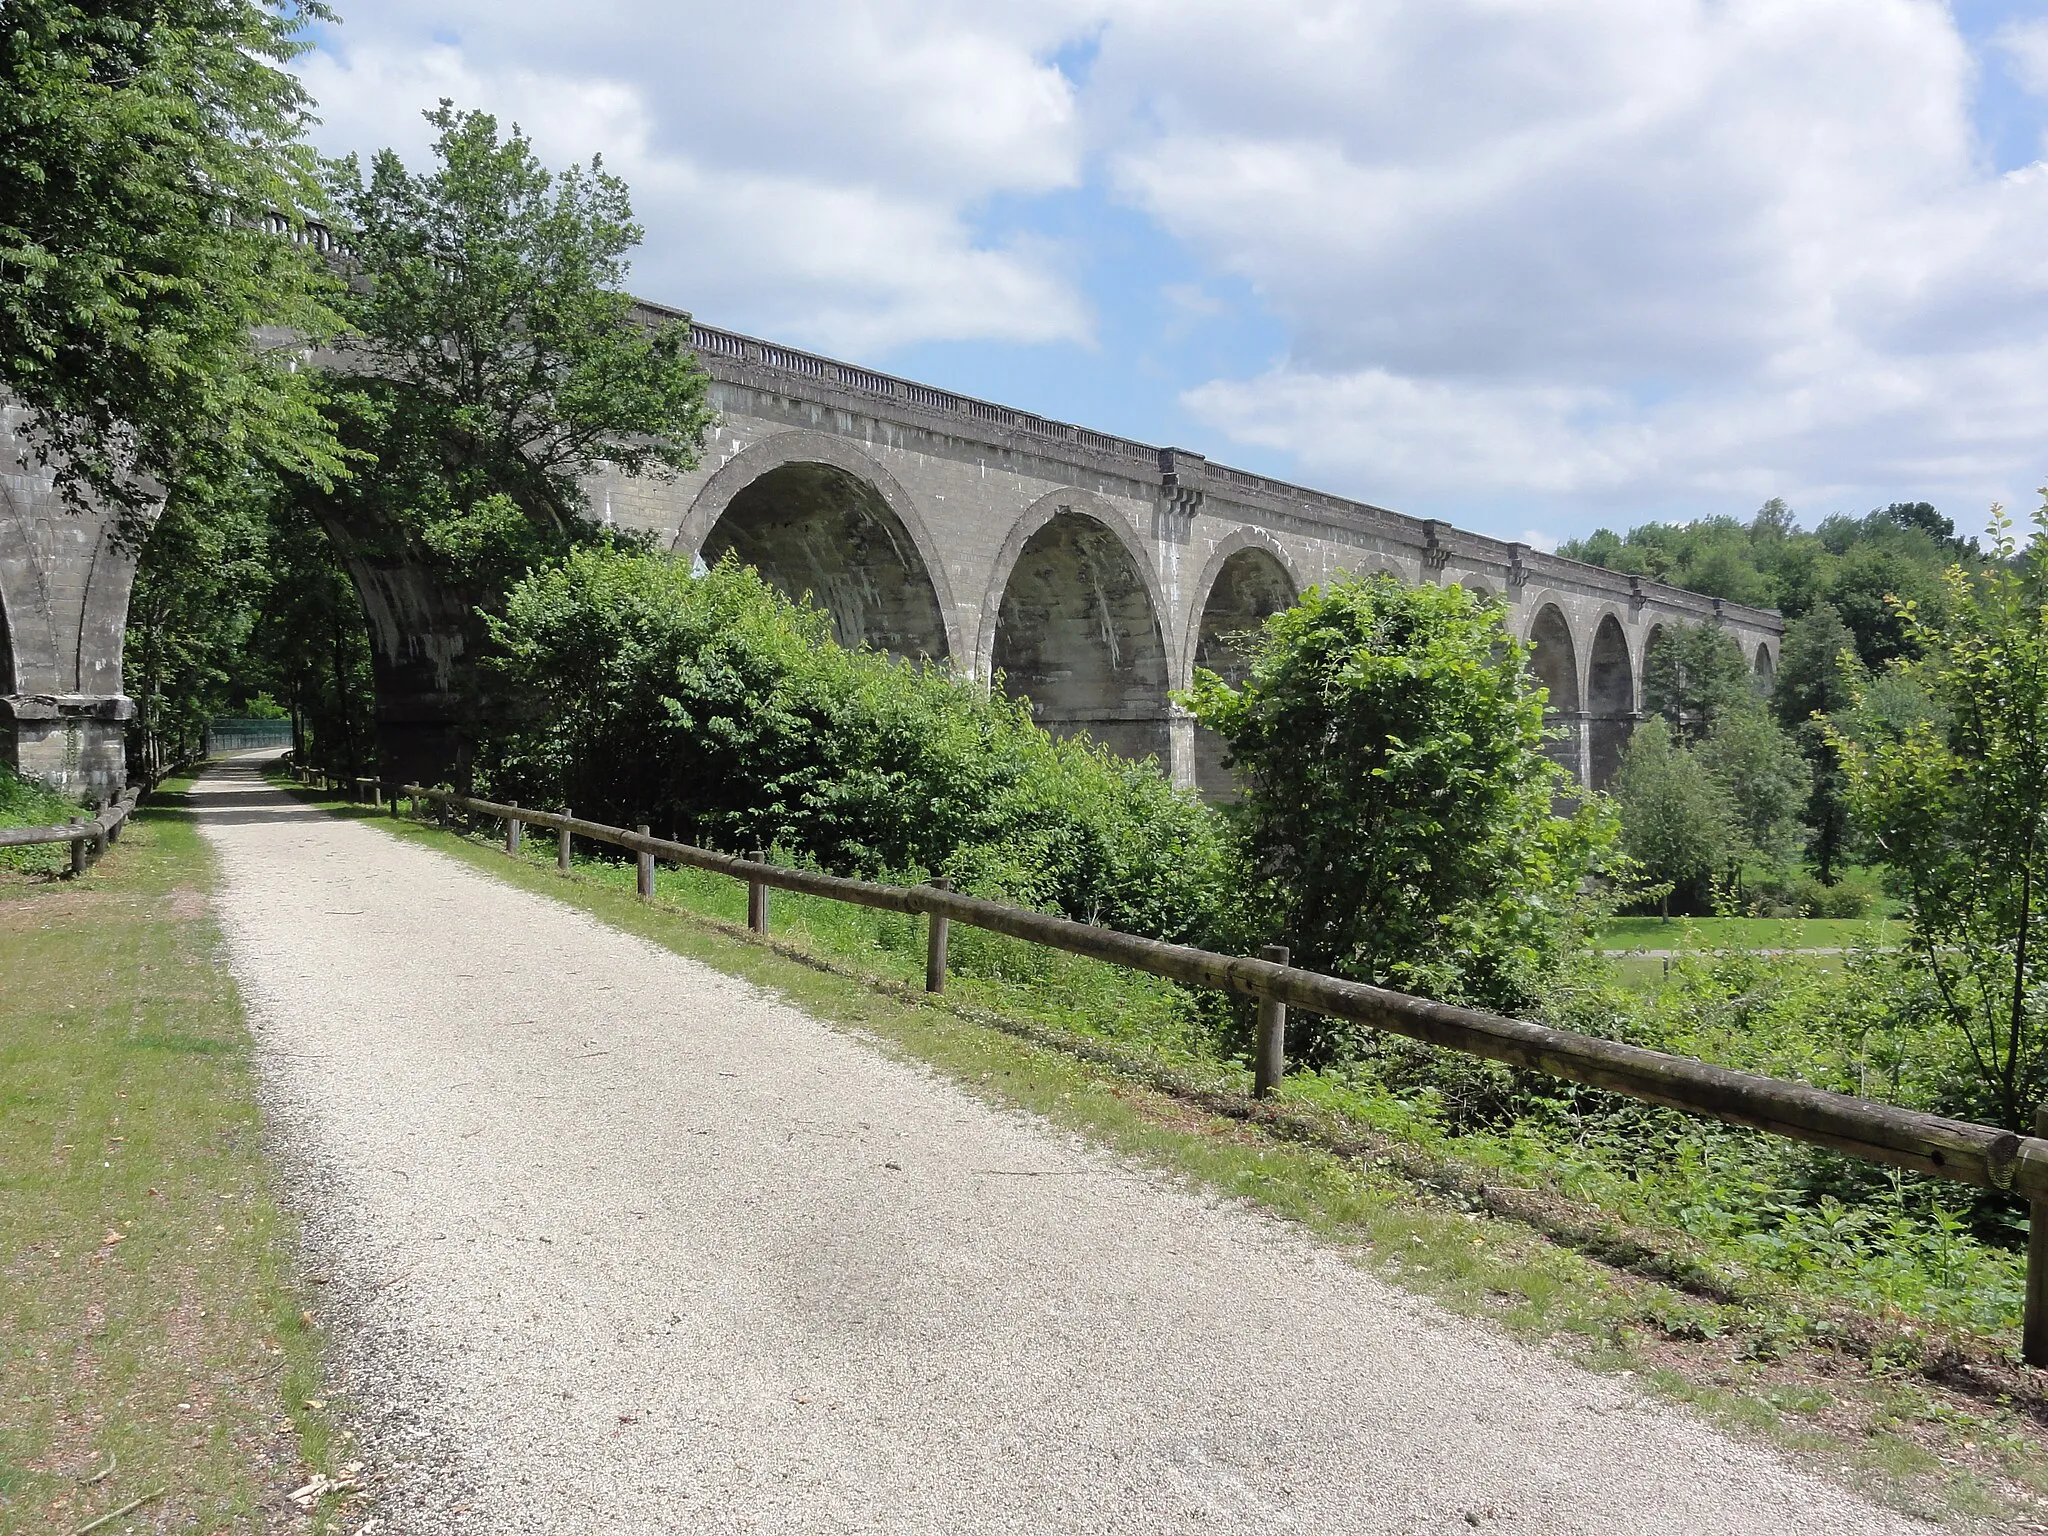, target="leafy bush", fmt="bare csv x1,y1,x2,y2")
1695,706,1810,864
481,546,1232,943
1739,866,1873,919
0,764,78,876
1612,720,1738,916
1835,502,2048,1130
1183,573,1619,1027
